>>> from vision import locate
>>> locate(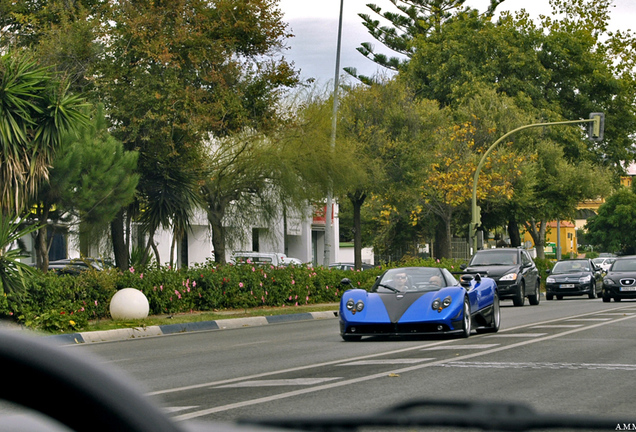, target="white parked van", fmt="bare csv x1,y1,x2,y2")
230,251,303,267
